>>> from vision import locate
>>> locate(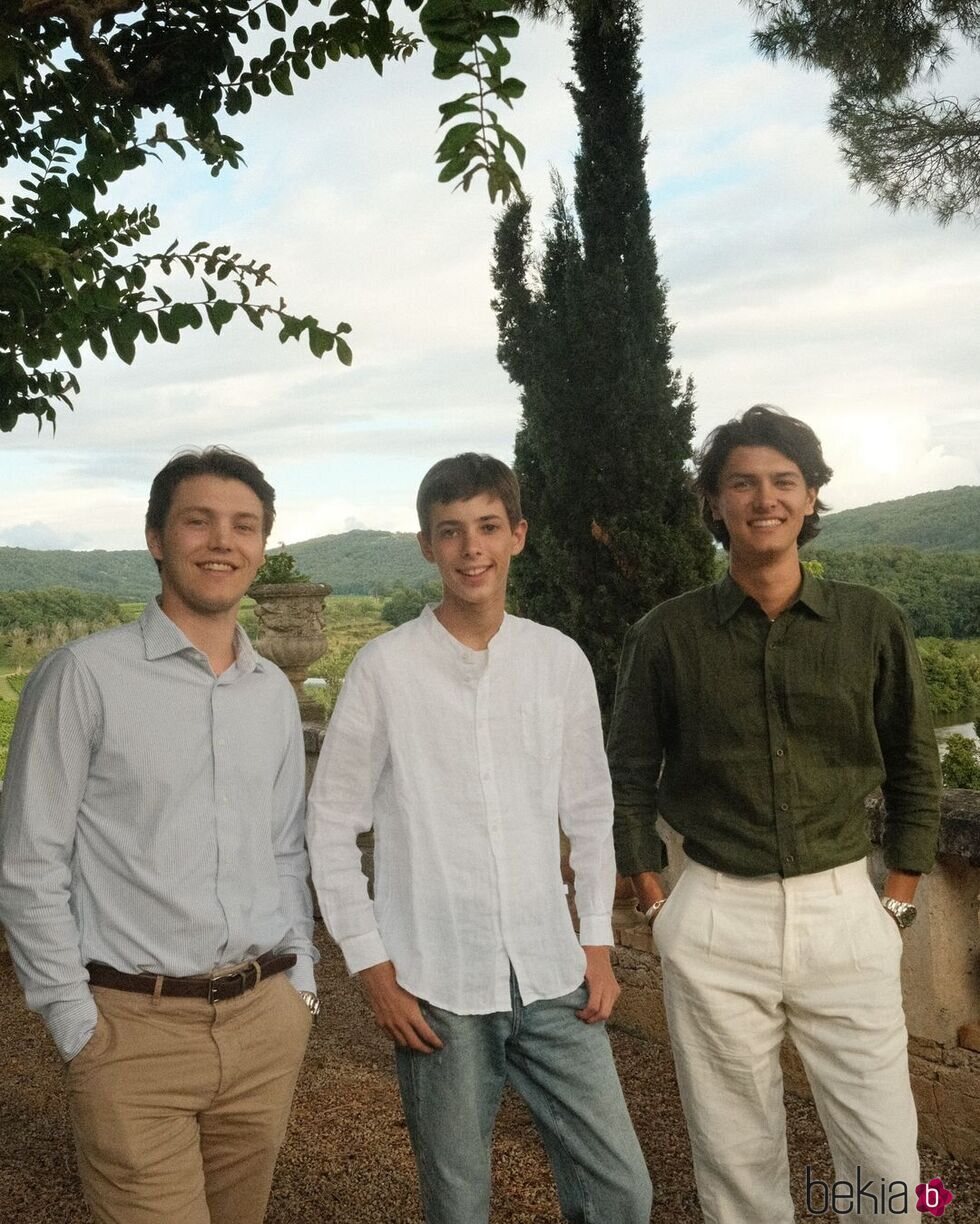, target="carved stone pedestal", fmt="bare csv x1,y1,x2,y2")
249,581,331,723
